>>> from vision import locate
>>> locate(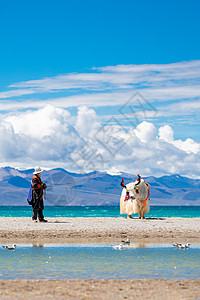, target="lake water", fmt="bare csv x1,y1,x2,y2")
0,205,200,218
0,244,200,280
